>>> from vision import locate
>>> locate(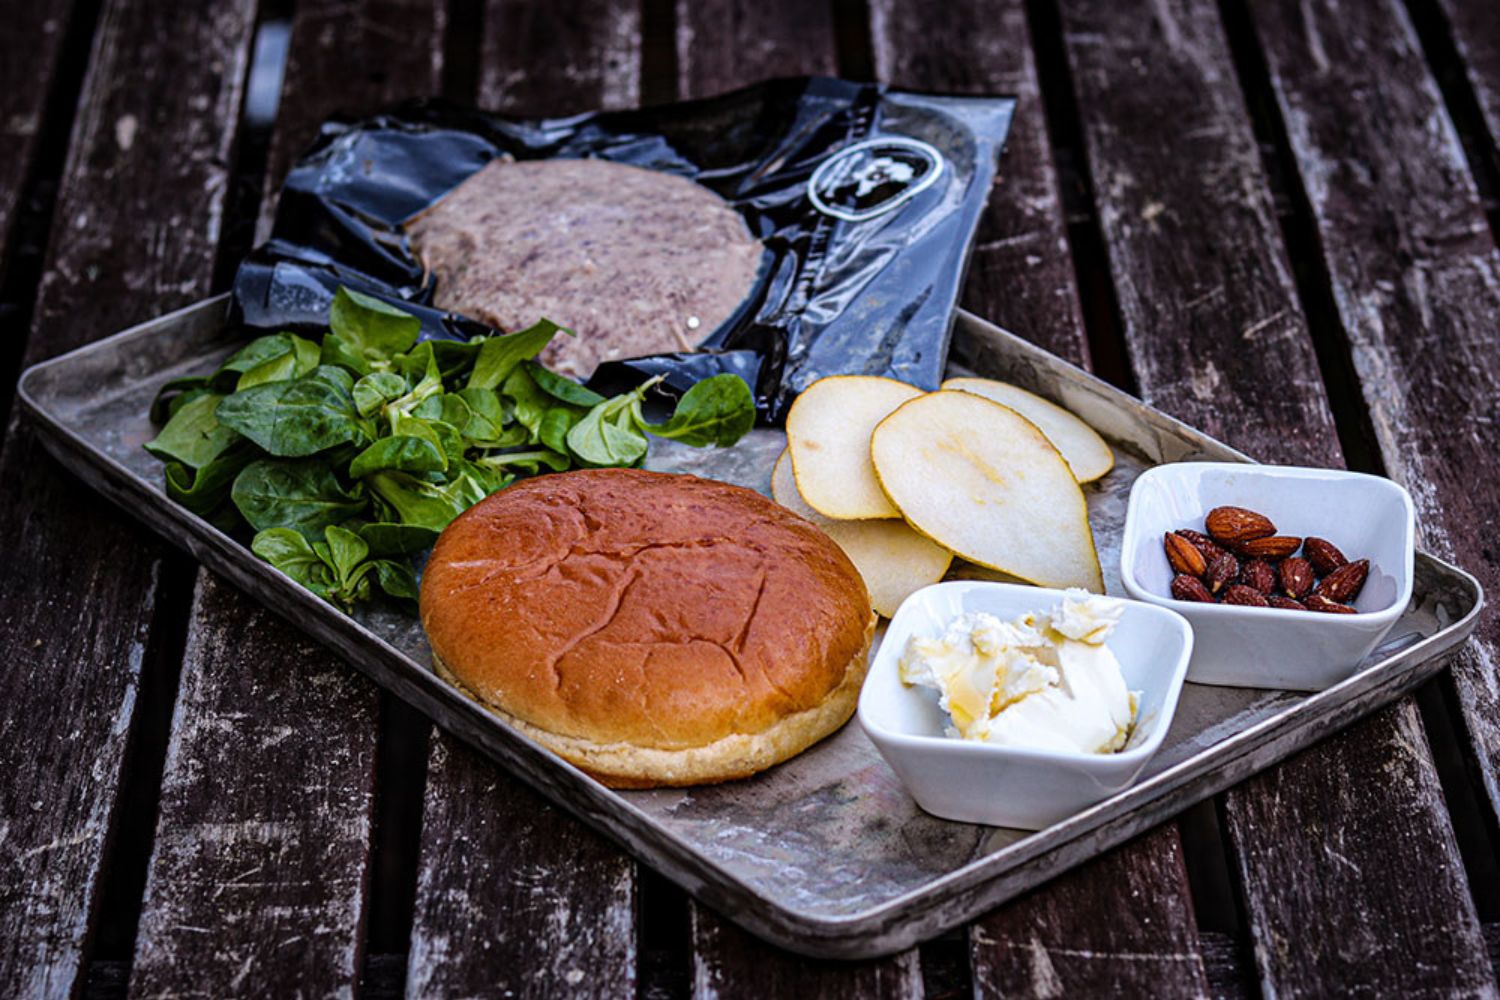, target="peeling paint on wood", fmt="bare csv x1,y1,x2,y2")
481,0,642,112
256,0,449,240
668,4,929,984
676,0,836,98
1059,0,1495,995
128,575,379,999
128,5,454,994
402,5,643,994
0,1,75,280
407,736,637,999
868,2,1207,993
0,0,255,995
969,827,1208,997
689,907,922,999
868,0,1090,368
1437,0,1500,182
1240,0,1500,989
